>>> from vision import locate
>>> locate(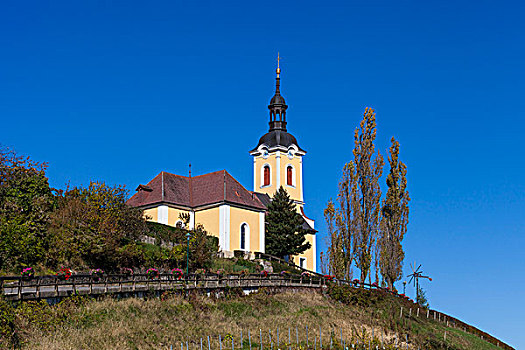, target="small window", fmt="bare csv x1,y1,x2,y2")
263,166,270,186
175,220,184,228
240,223,247,250
287,166,293,186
